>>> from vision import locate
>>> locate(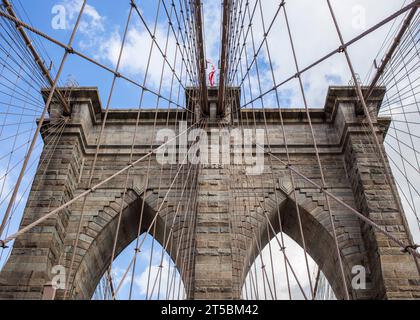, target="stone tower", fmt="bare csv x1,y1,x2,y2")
0,86,418,300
